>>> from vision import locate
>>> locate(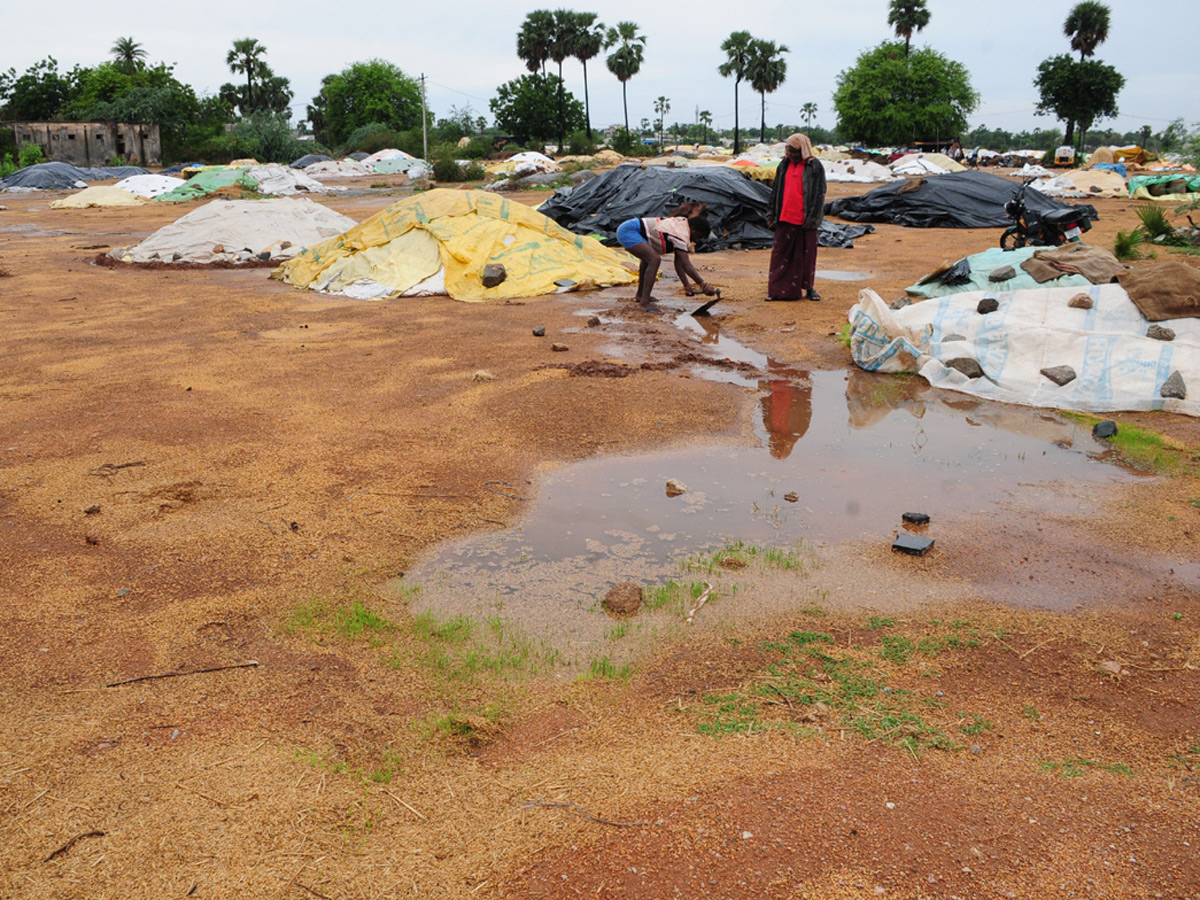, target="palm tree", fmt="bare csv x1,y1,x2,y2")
654,95,670,148
605,21,645,133
571,12,606,141
699,109,713,145
801,102,818,134
110,37,146,75
547,9,579,151
718,30,755,155
1064,1,1111,60
747,39,788,144
887,0,931,57
226,38,267,110
517,10,556,76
